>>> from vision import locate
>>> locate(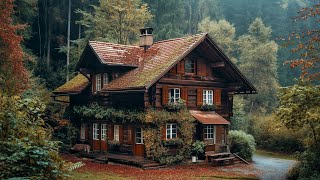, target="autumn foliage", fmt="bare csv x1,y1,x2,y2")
0,0,28,95
286,3,320,81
